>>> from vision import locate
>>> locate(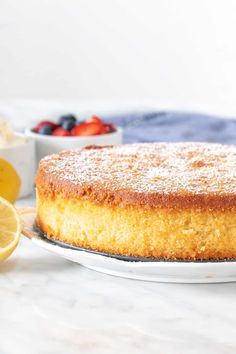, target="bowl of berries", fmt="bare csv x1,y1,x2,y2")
25,114,122,162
